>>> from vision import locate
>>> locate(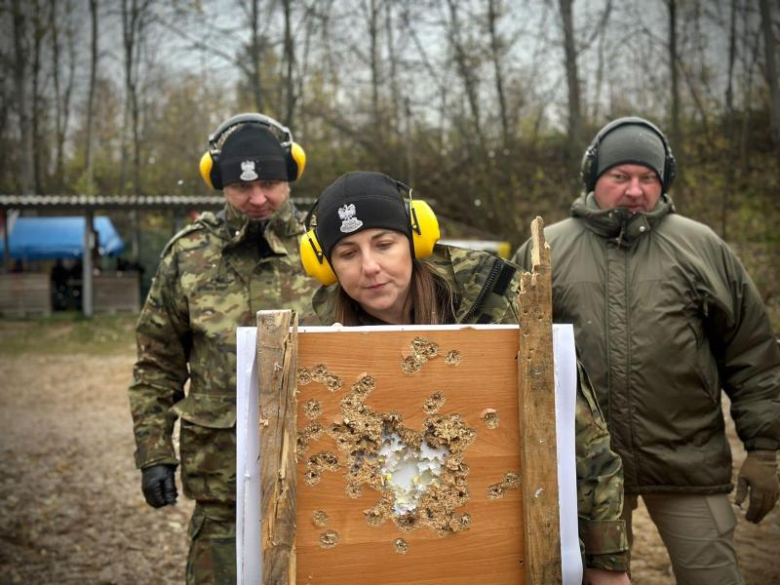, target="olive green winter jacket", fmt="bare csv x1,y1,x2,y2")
514,194,780,494
313,244,630,571
129,201,319,515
